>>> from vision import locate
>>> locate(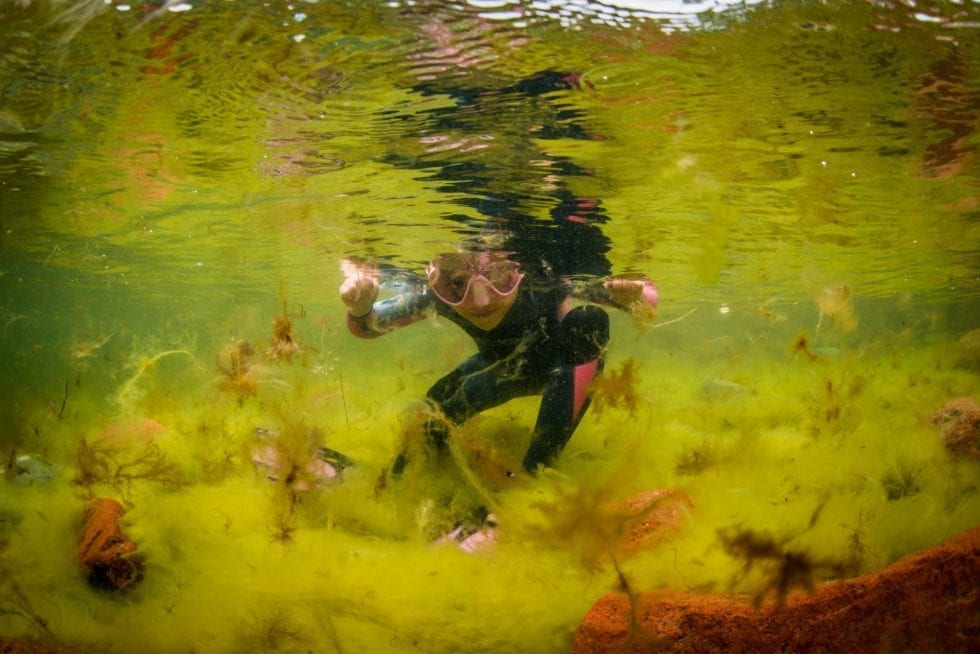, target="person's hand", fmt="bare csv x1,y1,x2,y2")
604,277,658,310
339,259,380,317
